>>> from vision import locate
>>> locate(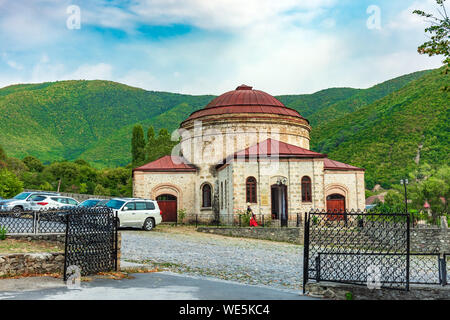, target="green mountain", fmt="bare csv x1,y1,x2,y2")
311,67,449,189
0,80,213,167
0,68,445,189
